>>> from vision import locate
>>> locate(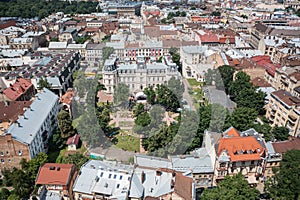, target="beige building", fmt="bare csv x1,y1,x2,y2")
266,90,300,137
214,127,267,186
102,55,180,94
271,66,300,95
